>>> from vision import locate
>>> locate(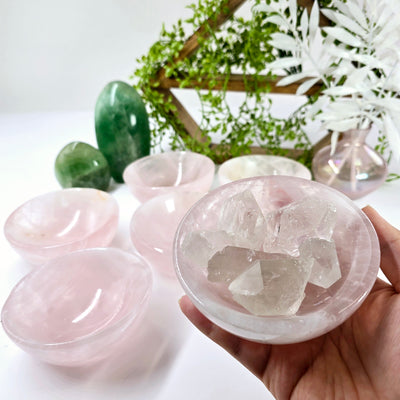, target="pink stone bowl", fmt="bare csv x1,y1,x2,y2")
4,188,119,265
174,176,380,344
1,248,153,366
123,151,215,203
218,155,312,186
130,191,204,278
